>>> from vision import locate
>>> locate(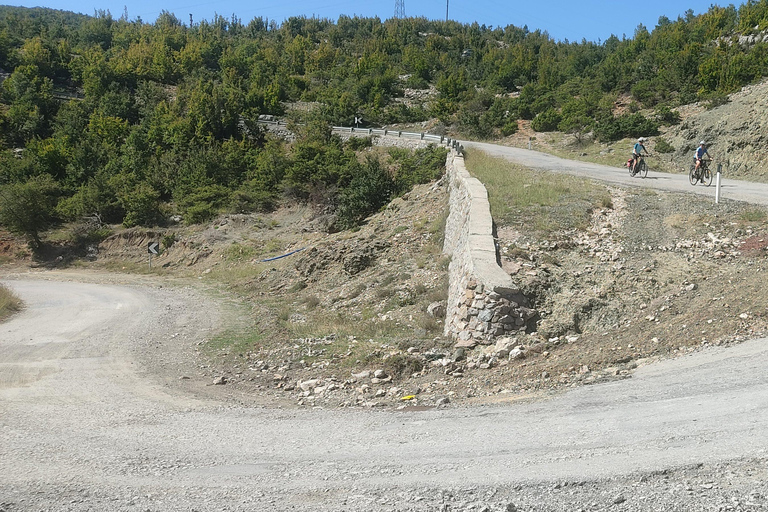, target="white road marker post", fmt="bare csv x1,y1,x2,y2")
715,163,722,204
